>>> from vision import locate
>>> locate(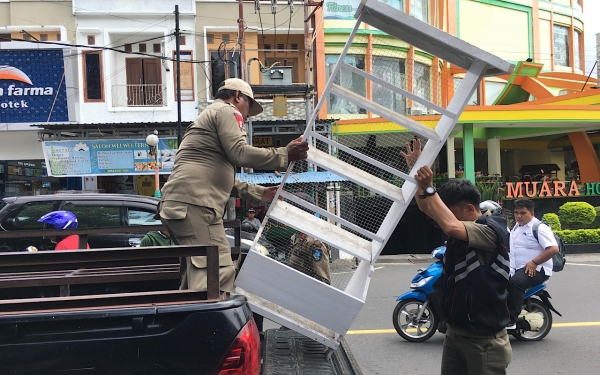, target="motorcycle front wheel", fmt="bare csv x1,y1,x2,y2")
512,298,552,341
393,298,438,342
